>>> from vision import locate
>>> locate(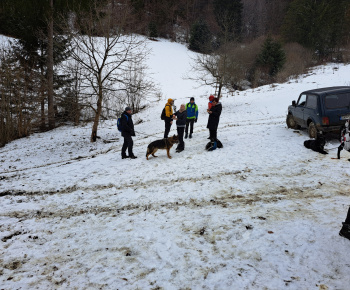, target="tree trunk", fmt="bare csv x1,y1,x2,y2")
41,99,45,130
40,52,46,131
217,79,223,100
91,79,103,142
47,0,55,130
